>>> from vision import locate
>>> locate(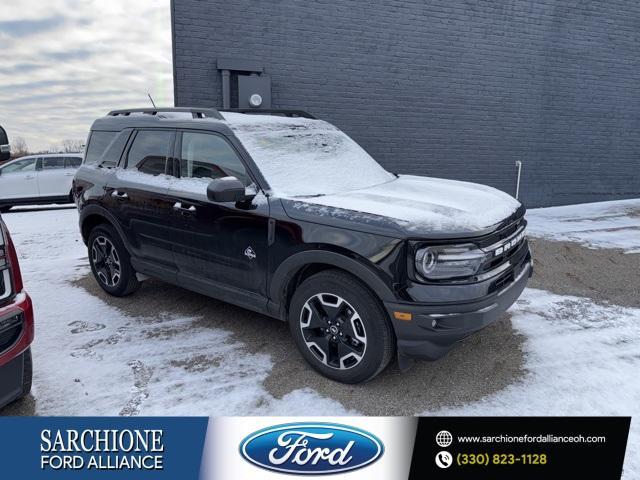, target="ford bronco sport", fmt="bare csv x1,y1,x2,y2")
73,107,532,384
